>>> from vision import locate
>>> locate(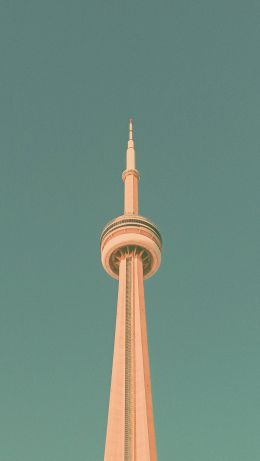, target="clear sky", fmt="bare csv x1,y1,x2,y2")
0,1,259,460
